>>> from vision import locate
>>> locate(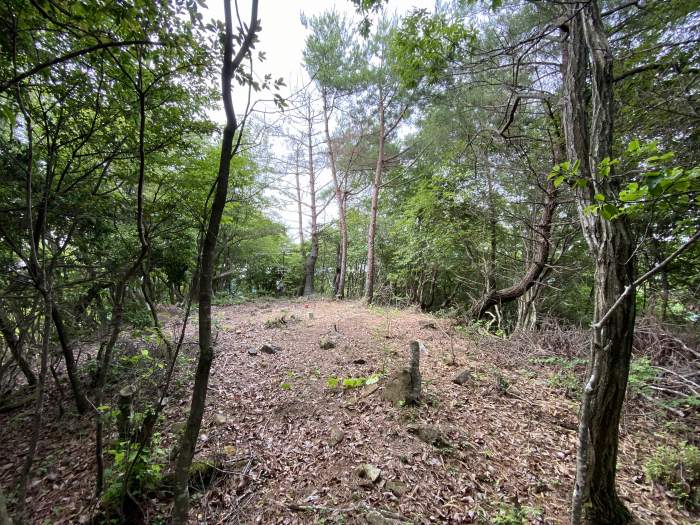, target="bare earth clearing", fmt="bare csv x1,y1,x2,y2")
0,299,696,524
